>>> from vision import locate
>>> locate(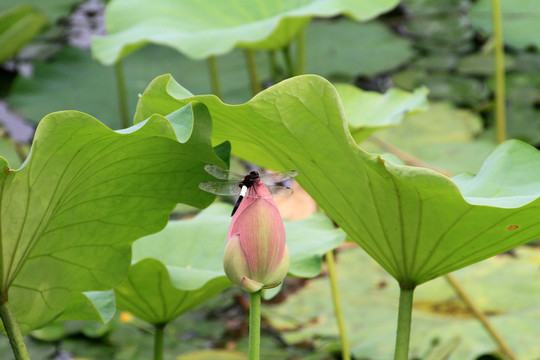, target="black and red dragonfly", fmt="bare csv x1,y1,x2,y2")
198,164,298,216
